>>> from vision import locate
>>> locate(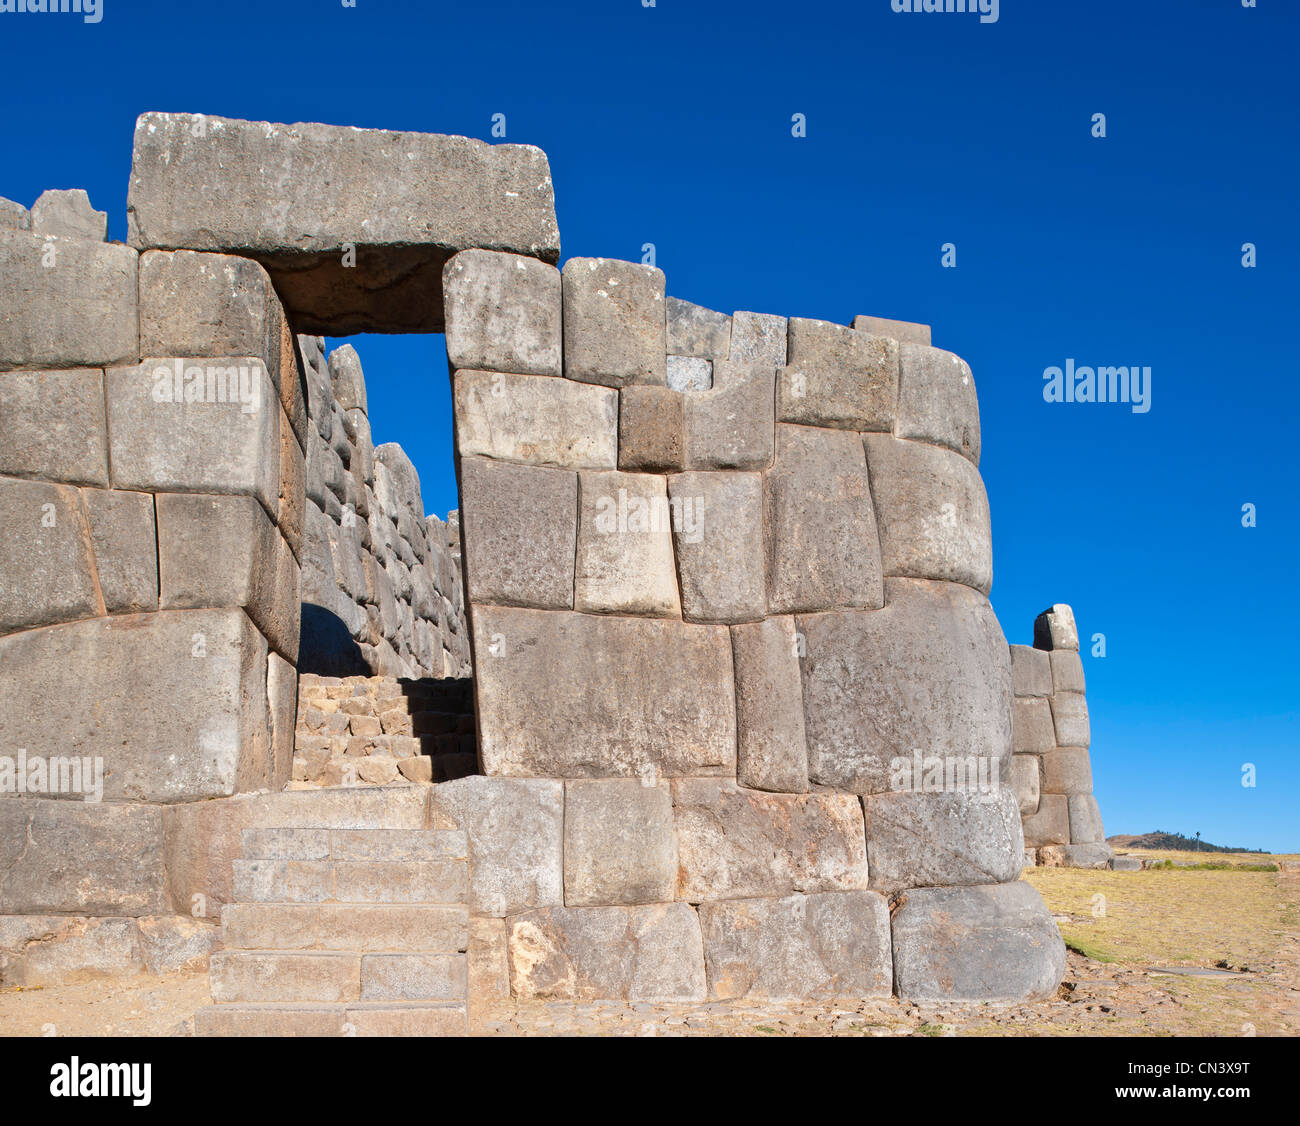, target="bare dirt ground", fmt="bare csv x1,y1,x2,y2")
2,848,1296,1037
